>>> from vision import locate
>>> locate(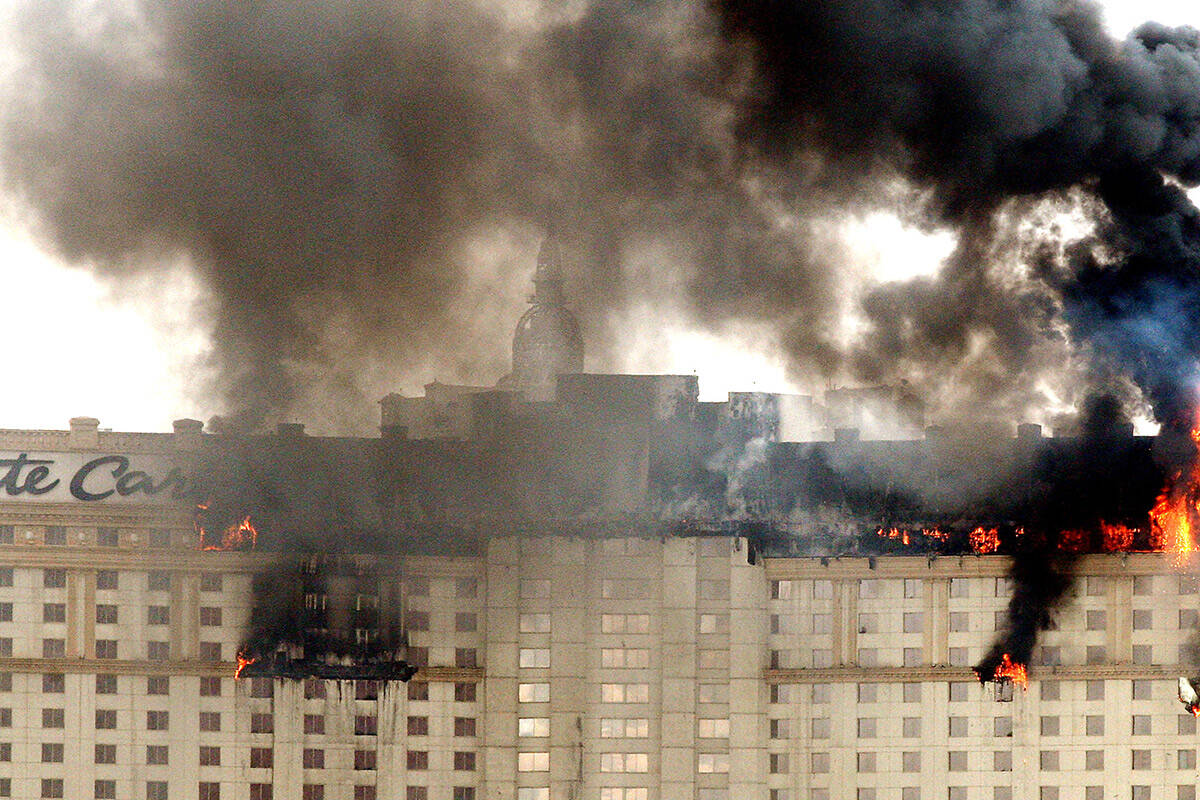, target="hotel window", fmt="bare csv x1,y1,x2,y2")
948,612,968,632
1086,646,1106,664
995,751,1012,771
0,708,9,726
42,742,64,762
520,613,550,633
0,526,10,544
303,748,324,769
770,580,792,600
250,713,273,733
93,604,118,624
43,603,65,622
200,607,222,626
148,571,170,591
602,648,649,668
407,789,428,800
857,752,875,773
858,718,877,738
456,648,478,668
44,526,66,546
147,711,169,730
902,791,919,800
200,746,221,766
355,749,376,770
949,647,969,666
949,682,970,702
0,743,8,761
94,780,117,799
454,717,476,736
354,788,375,800
411,681,430,702
601,614,650,634
1086,610,1106,630
520,717,550,736
199,712,221,731
96,570,117,590
455,682,476,702
200,573,222,592
903,612,923,633
602,683,648,703
455,612,477,632
147,641,169,661
407,647,428,666
602,753,649,772
949,578,969,598
1180,750,1196,770
147,745,169,765
903,751,921,772
858,579,878,599
455,577,478,598
42,673,64,693
42,707,65,727
698,718,730,738
1087,681,1105,700
1133,789,1151,800
1181,788,1197,800
949,751,968,771
699,649,729,669
1085,715,1104,735
948,717,968,737
41,779,64,798
701,684,729,703
812,614,832,634
700,614,726,634
904,717,921,737
1040,751,1060,770
250,677,272,698
1133,715,1151,735
200,677,221,696
198,784,220,800
453,751,476,770
1133,680,1153,700
355,715,378,735
1087,750,1104,770
406,751,429,770
769,718,789,738
518,791,550,800
147,605,169,625
95,640,117,659
698,753,730,773
0,568,11,587
405,716,426,736
1132,750,1151,770
811,718,831,738
811,752,830,773
355,680,378,700
0,639,7,657
149,530,171,548
93,708,115,728
305,679,327,699
0,603,8,622
904,579,922,598
250,748,273,768
1041,716,1060,736
1183,610,1200,629
199,642,222,661
520,683,550,702
518,751,550,771
904,647,922,666
251,787,273,800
